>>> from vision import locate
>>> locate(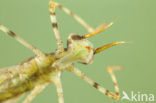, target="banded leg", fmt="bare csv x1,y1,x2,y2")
52,74,64,103
49,1,94,33
49,1,63,54
67,66,122,100
107,66,122,97
23,84,49,103
0,25,45,57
